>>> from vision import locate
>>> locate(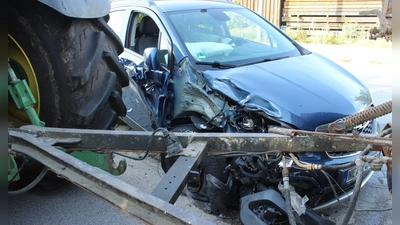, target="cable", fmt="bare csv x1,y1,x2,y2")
353,206,392,212
282,155,296,225
113,127,168,161
161,95,169,127
321,170,342,203
8,156,27,185
207,96,226,125
8,166,48,195
339,157,362,225
341,126,393,225
211,150,282,159
156,160,164,178
289,152,356,171
321,170,392,212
